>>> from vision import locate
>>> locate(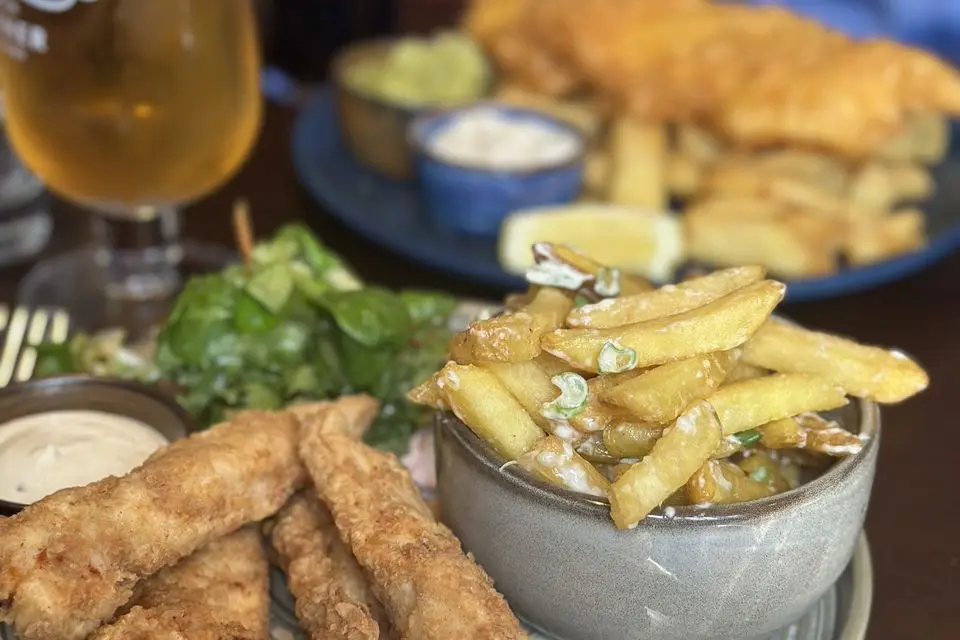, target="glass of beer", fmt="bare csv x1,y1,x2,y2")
0,0,262,333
